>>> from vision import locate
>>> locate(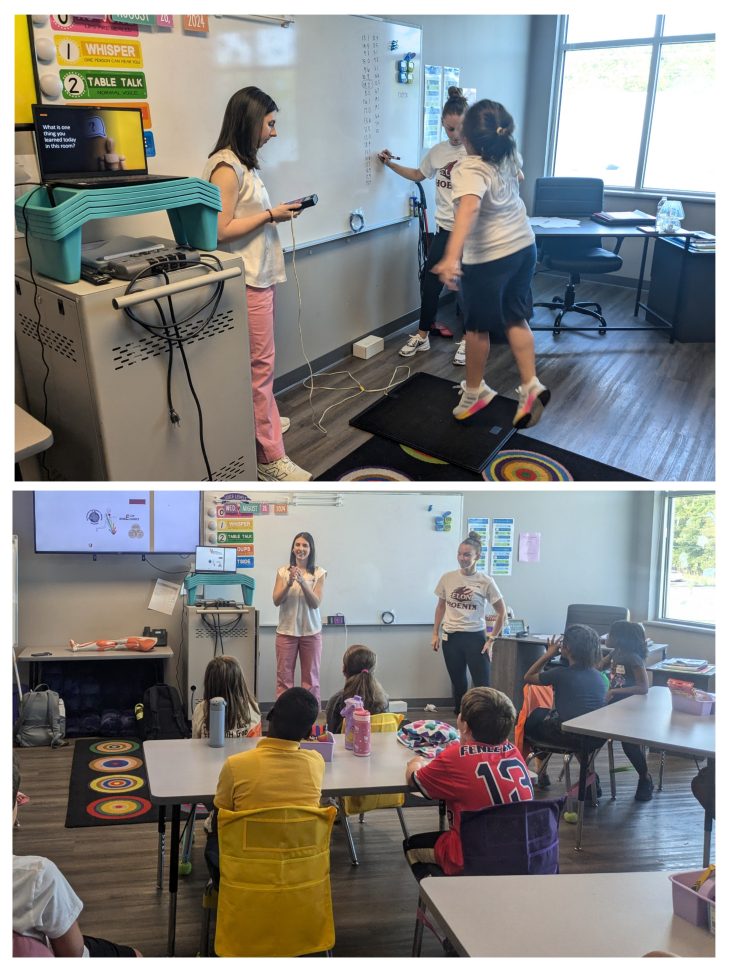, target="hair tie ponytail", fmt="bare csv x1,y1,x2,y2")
361,669,369,675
